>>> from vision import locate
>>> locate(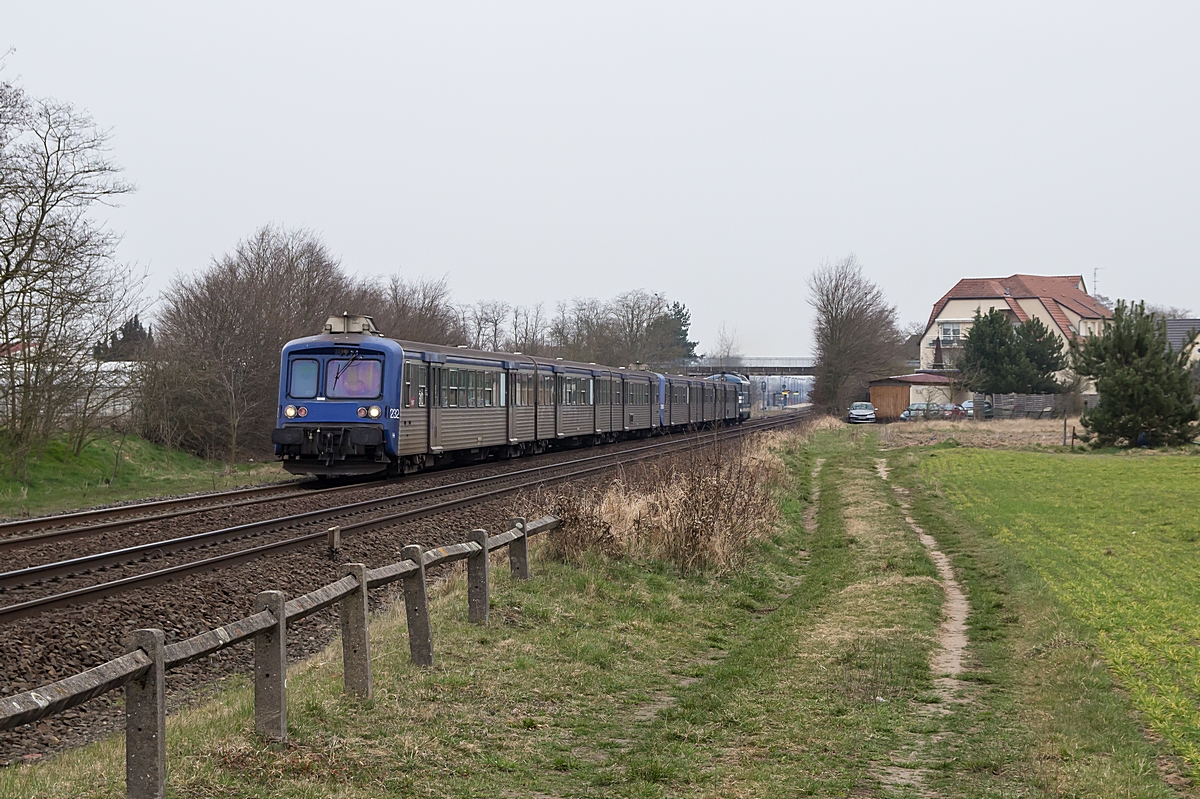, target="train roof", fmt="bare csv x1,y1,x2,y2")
704,372,750,384
283,331,719,384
